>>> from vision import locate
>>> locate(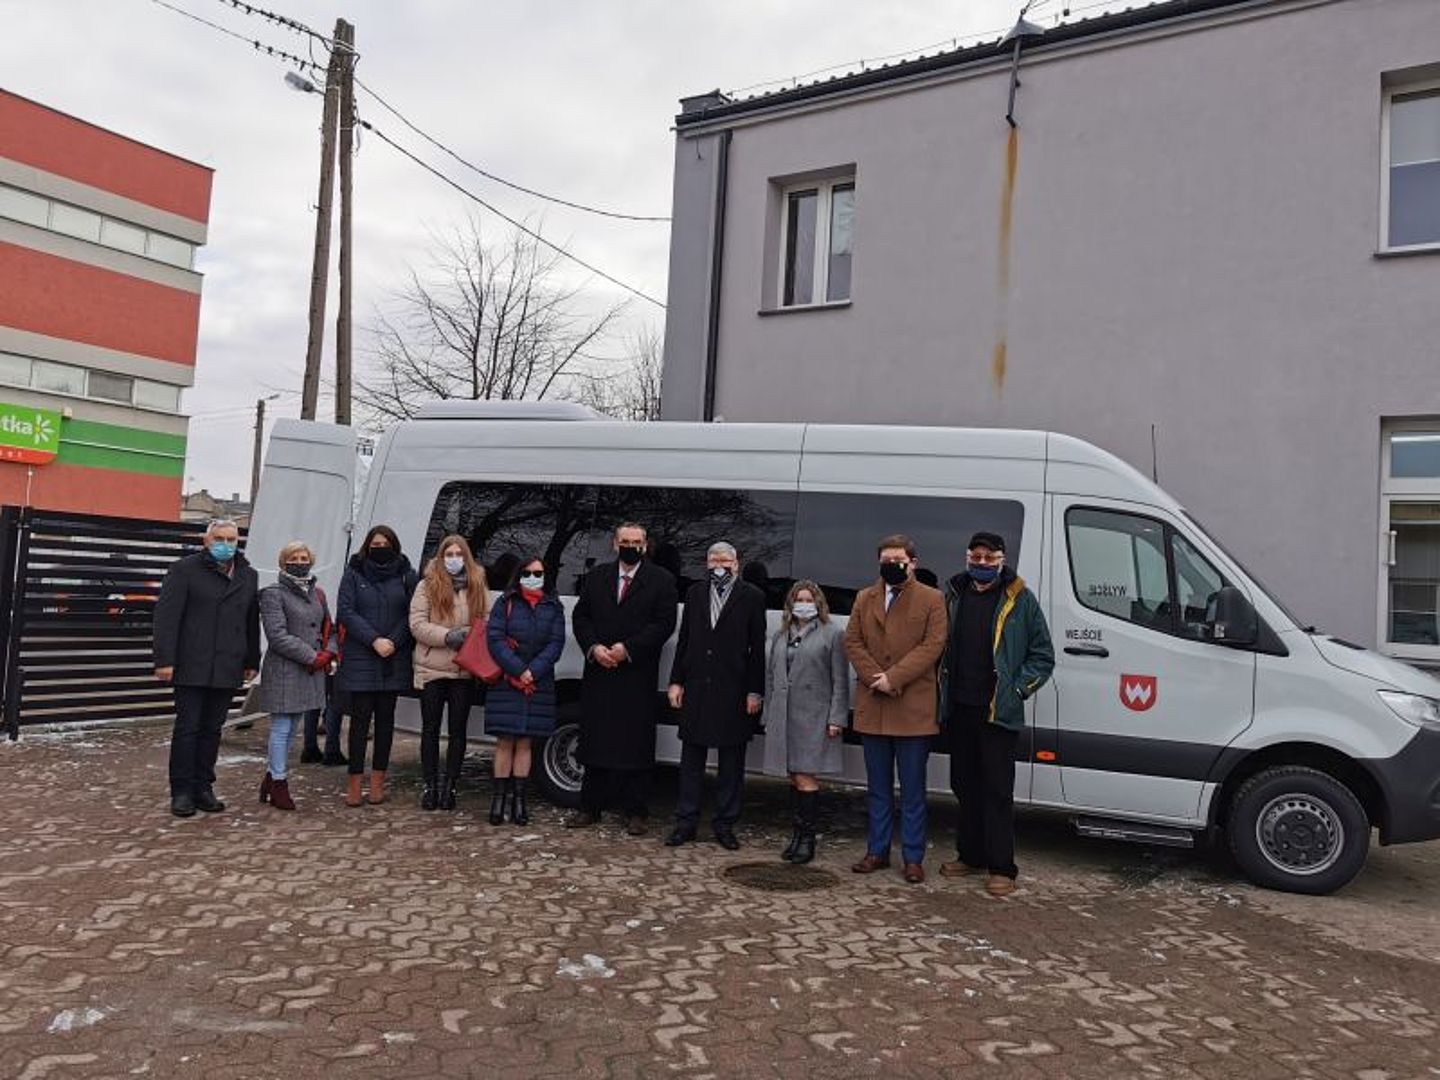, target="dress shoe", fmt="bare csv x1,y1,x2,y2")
421,781,439,812
322,751,348,767
664,827,696,847
985,874,1017,897
170,793,196,817
259,772,274,803
714,830,740,851
939,860,979,878
269,778,296,811
563,810,601,829
903,862,925,885
299,748,323,765
625,816,648,837
193,788,226,813
851,852,890,874
439,776,457,812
